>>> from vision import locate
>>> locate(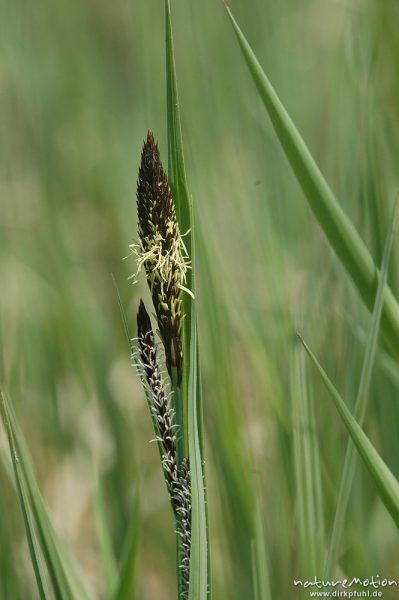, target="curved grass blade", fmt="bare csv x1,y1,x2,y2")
1,390,93,600
324,202,397,578
223,4,399,357
298,336,399,527
0,390,51,600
